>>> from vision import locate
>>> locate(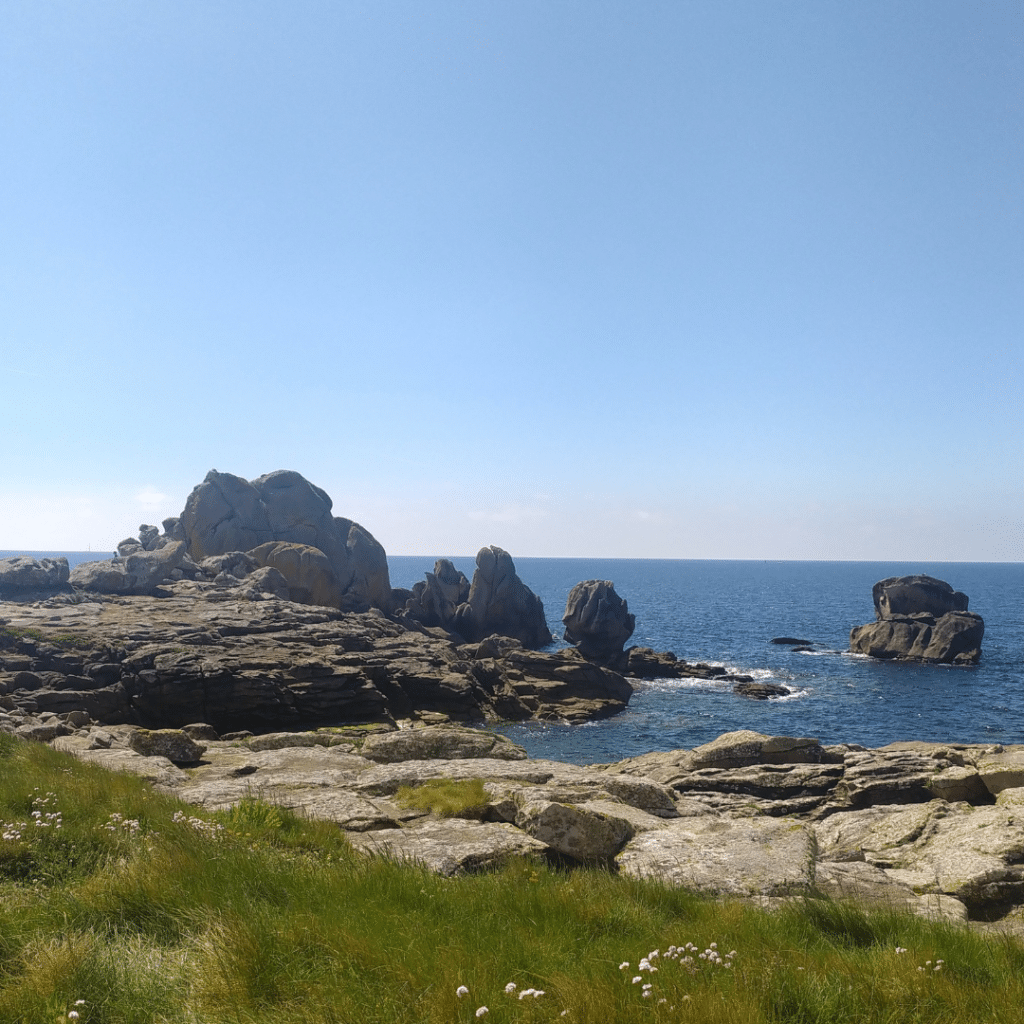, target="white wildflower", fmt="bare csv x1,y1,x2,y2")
475,1007,488,1018
505,982,517,993
618,962,629,971
632,976,642,984
456,986,469,998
